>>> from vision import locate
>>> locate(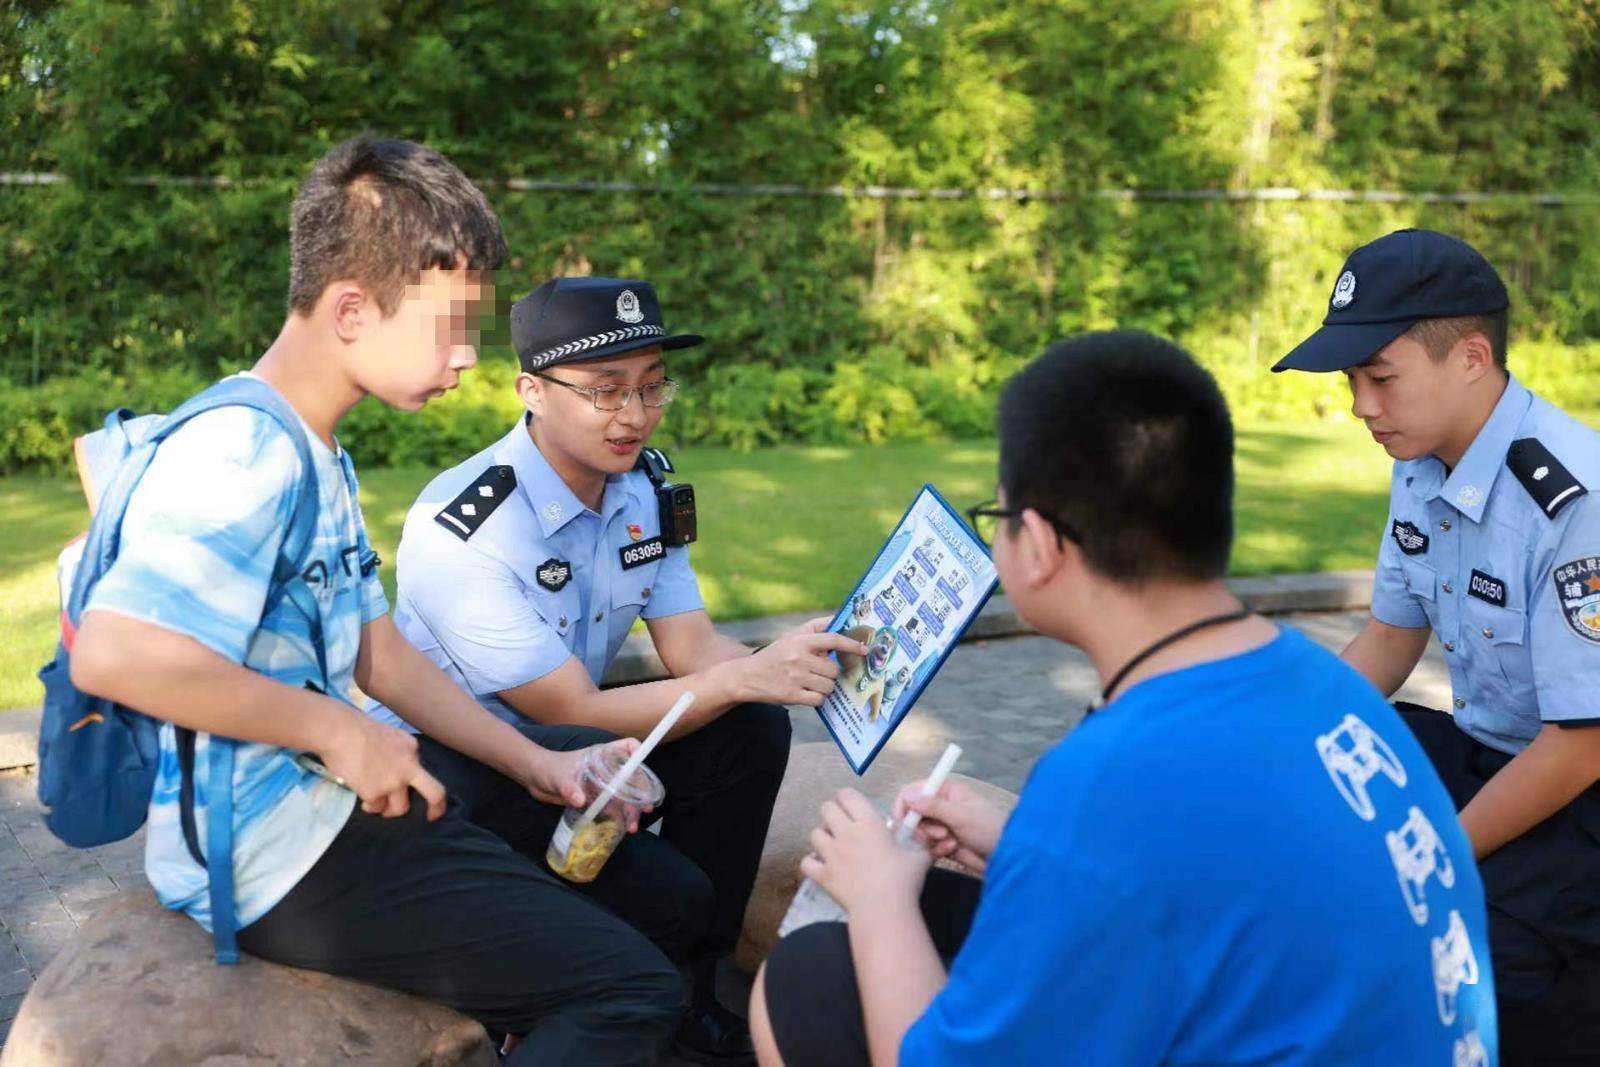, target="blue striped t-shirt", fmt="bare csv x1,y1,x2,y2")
87,380,385,930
